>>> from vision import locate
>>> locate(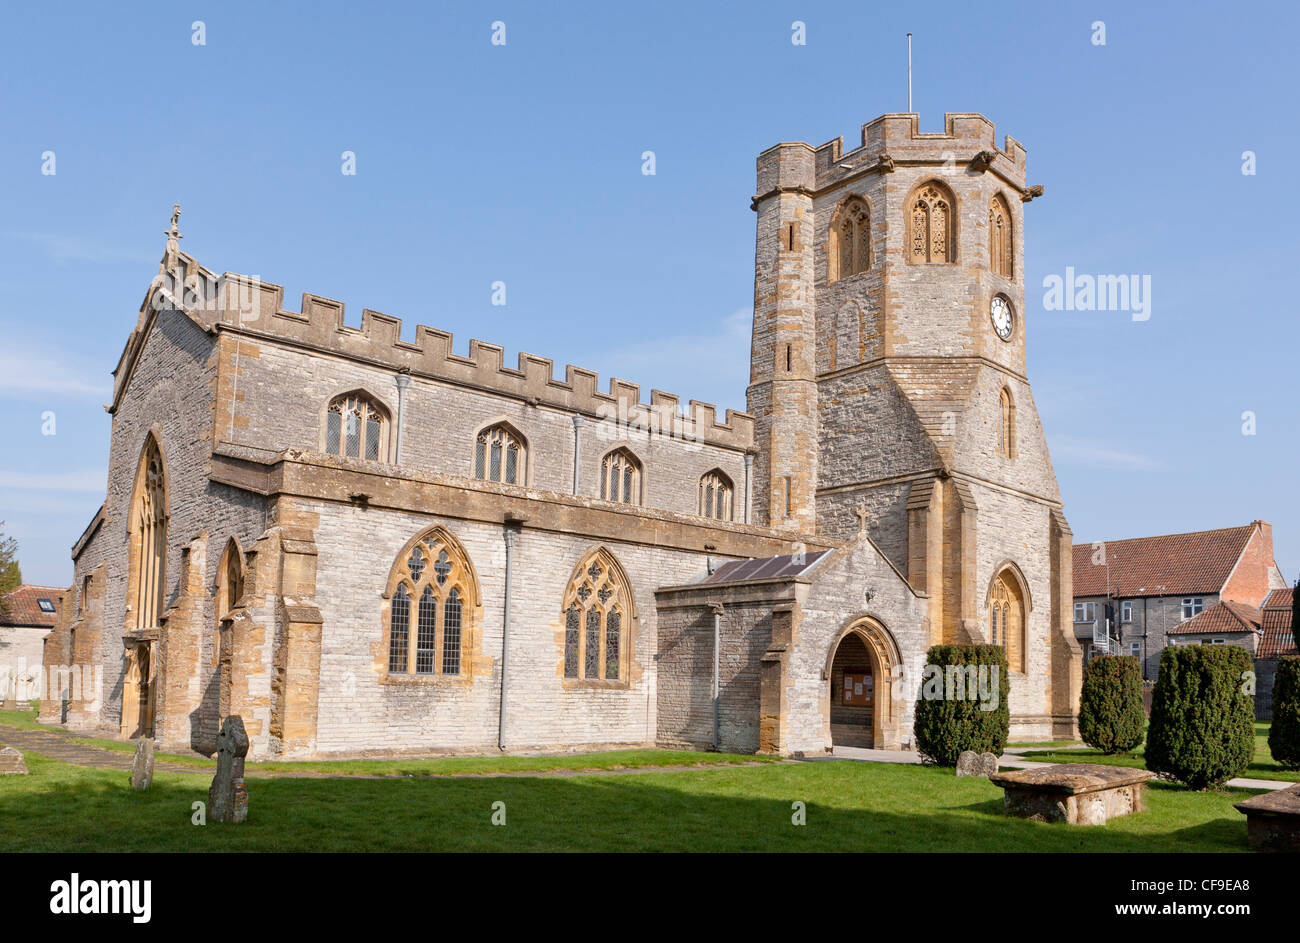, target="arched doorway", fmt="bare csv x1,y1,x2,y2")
825,618,902,750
